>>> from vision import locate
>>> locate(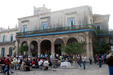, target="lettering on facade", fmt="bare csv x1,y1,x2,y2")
65,11,77,15
21,20,29,23
40,16,50,19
